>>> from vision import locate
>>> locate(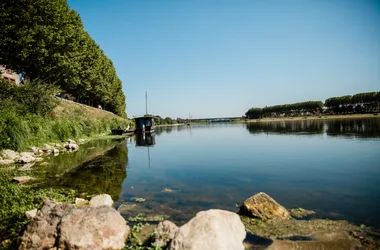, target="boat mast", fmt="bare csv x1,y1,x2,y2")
145,91,148,115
